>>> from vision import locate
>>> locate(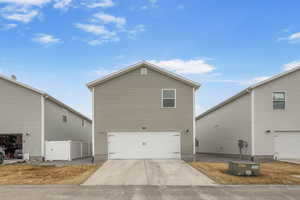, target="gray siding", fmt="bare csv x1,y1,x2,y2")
44,99,92,144
196,93,252,155
253,69,300,156
93,67,194,159
0,78,42,157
